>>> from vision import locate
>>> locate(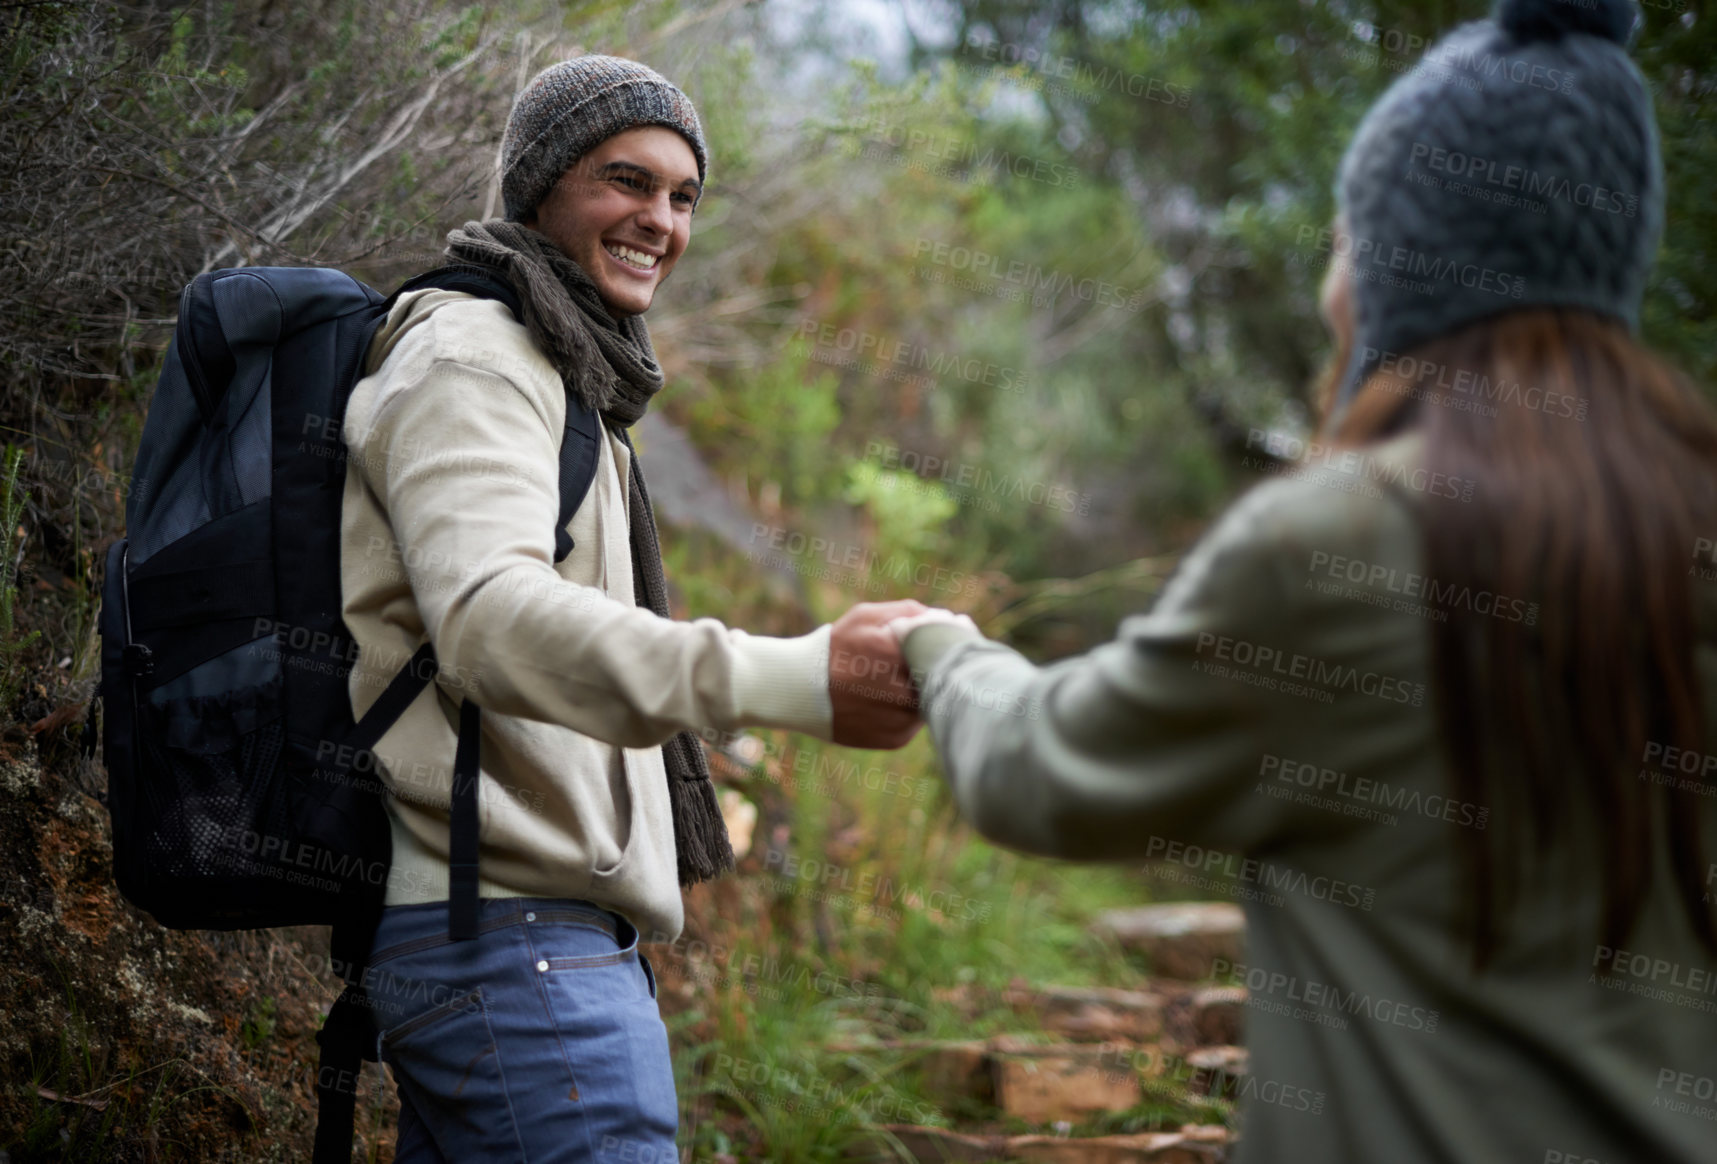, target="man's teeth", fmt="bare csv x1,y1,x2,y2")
605,243,658,270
